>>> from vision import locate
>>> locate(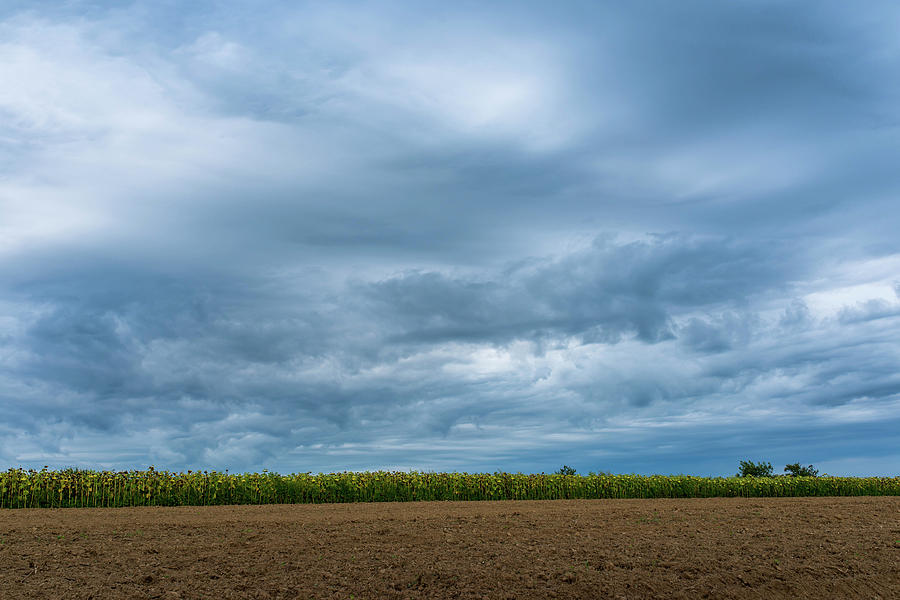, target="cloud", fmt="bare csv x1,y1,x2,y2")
0,1,899,475
364,235,795,346
3,232,898,475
